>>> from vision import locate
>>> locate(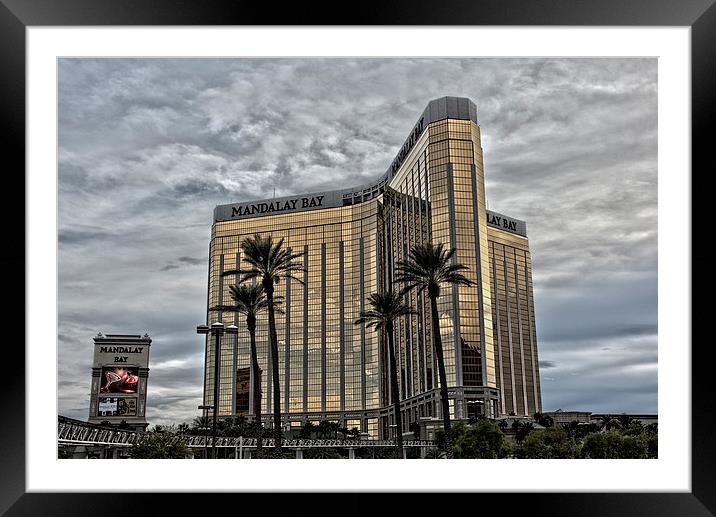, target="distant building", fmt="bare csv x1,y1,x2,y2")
542,409,592,425
590,413,658,426
88,333,151,431
542,409,658,427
